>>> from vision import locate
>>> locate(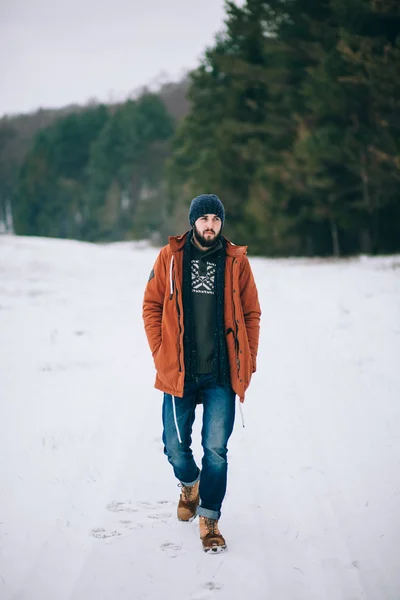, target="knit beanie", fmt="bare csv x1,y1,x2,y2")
188,194,225,227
